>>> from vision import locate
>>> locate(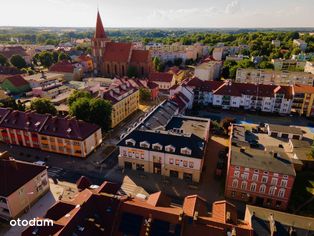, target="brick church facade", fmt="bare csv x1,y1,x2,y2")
92,11,153,78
